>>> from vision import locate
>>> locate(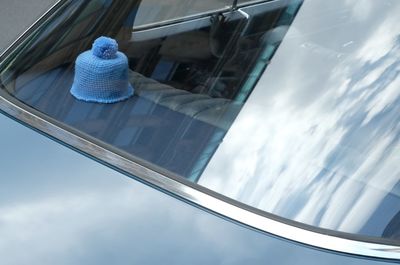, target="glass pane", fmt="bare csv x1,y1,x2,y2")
0,0,296,180
200,0,400,240
3,0,399,243
134,0,233,27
